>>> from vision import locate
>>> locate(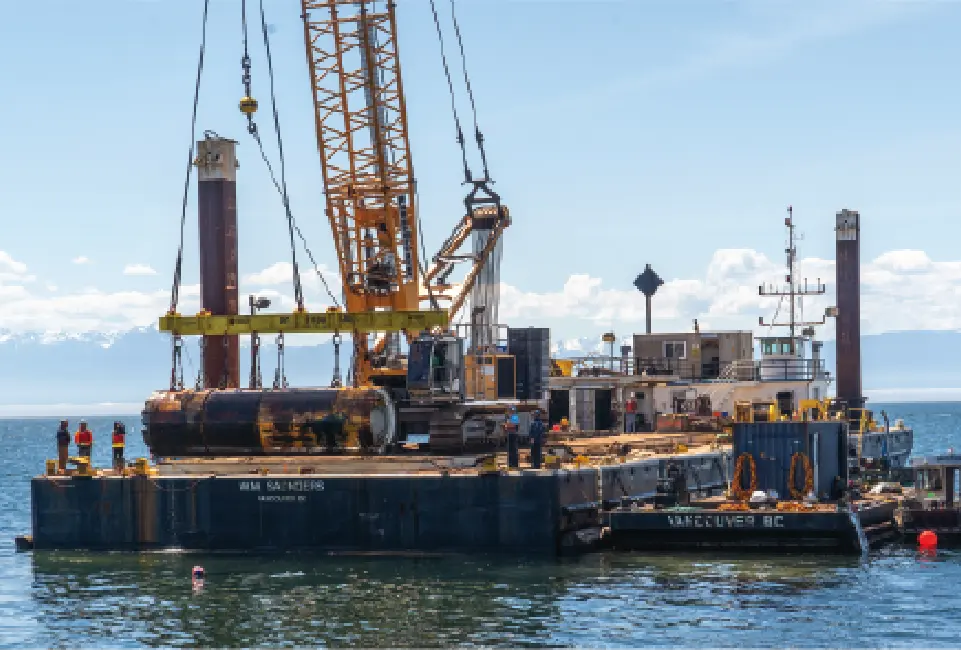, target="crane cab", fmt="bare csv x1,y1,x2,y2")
407,334,465,400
